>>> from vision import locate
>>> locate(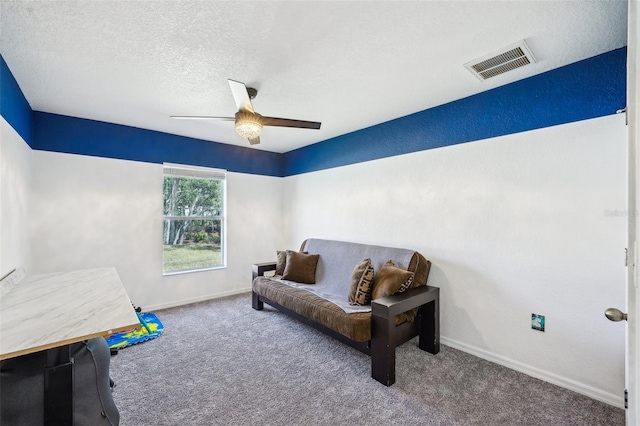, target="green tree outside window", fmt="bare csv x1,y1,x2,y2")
162,167,225,273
